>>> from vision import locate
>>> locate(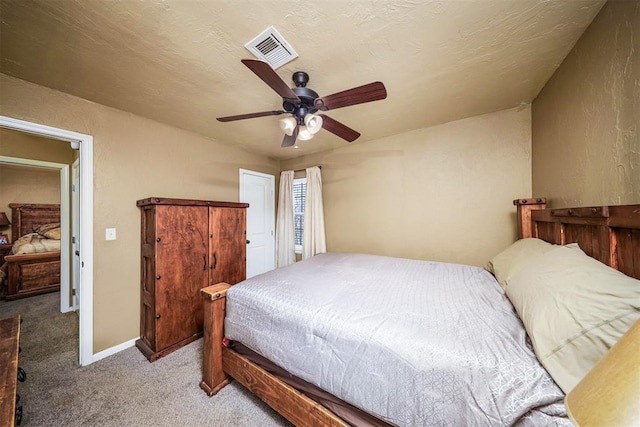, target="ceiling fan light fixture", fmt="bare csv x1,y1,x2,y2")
297,126,314,141
304,113,323,134
279,117,297,136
